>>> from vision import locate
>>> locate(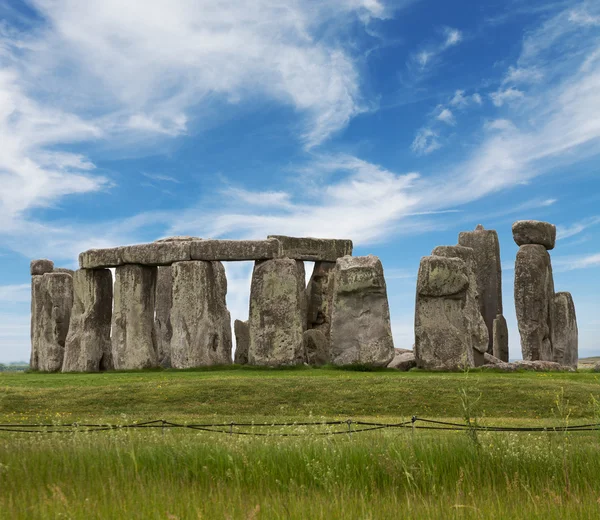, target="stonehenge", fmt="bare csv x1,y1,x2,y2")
28,223,578,373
